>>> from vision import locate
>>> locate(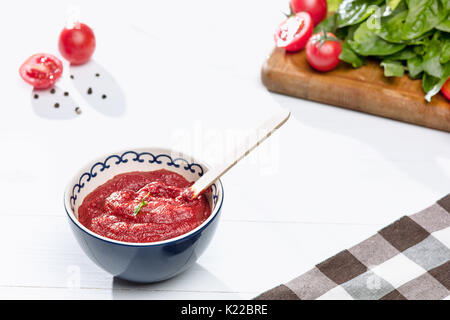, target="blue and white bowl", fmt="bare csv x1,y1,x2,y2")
64,148,224,283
